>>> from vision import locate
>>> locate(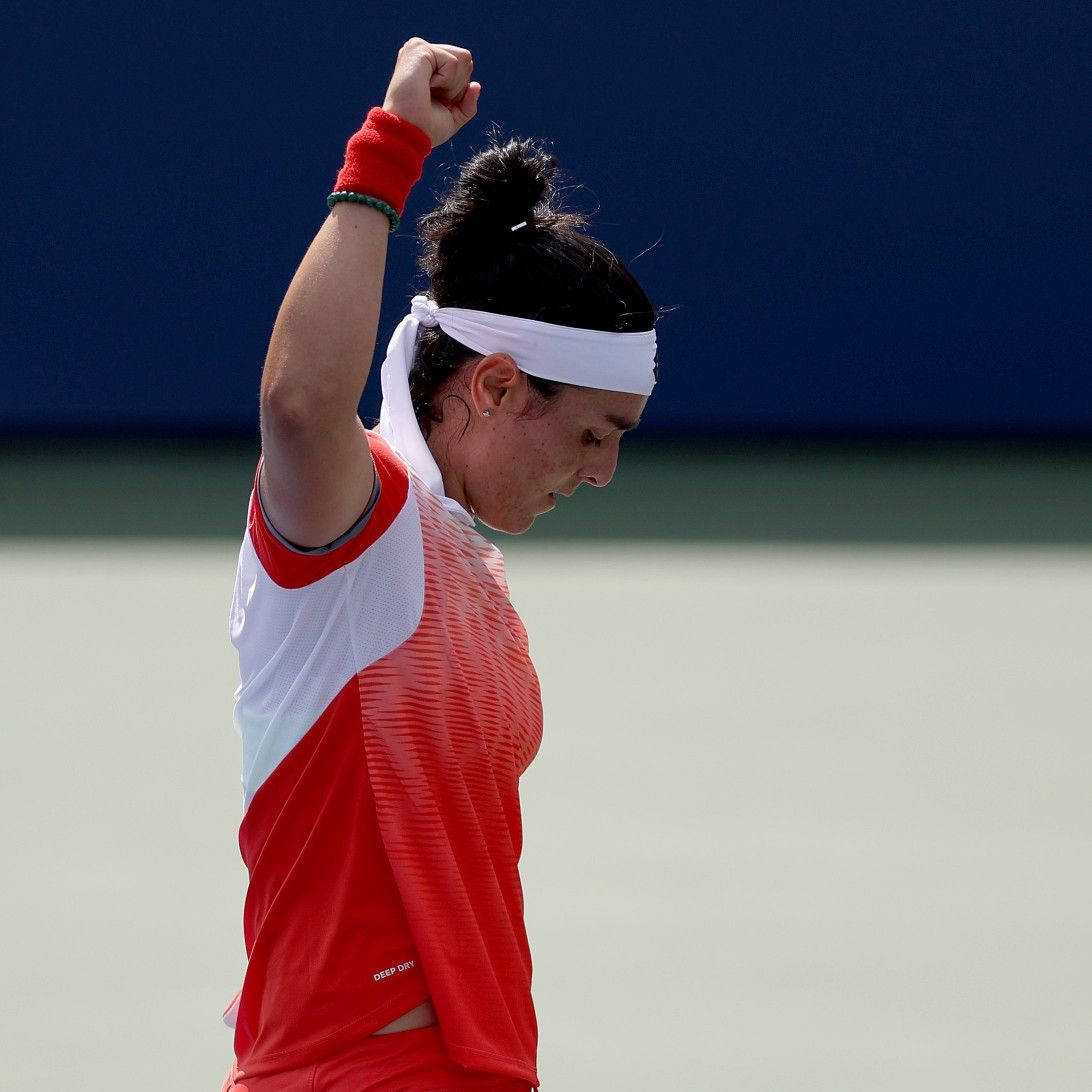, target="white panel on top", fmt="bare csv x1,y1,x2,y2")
228,488,425,808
